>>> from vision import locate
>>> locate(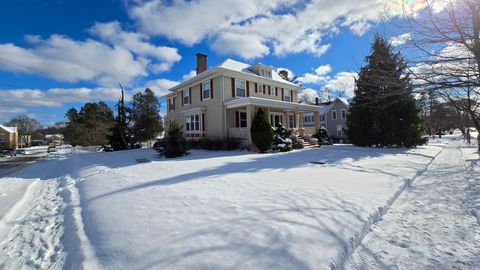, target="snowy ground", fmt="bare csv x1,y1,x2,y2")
0,137,475,269
345,136,480,269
